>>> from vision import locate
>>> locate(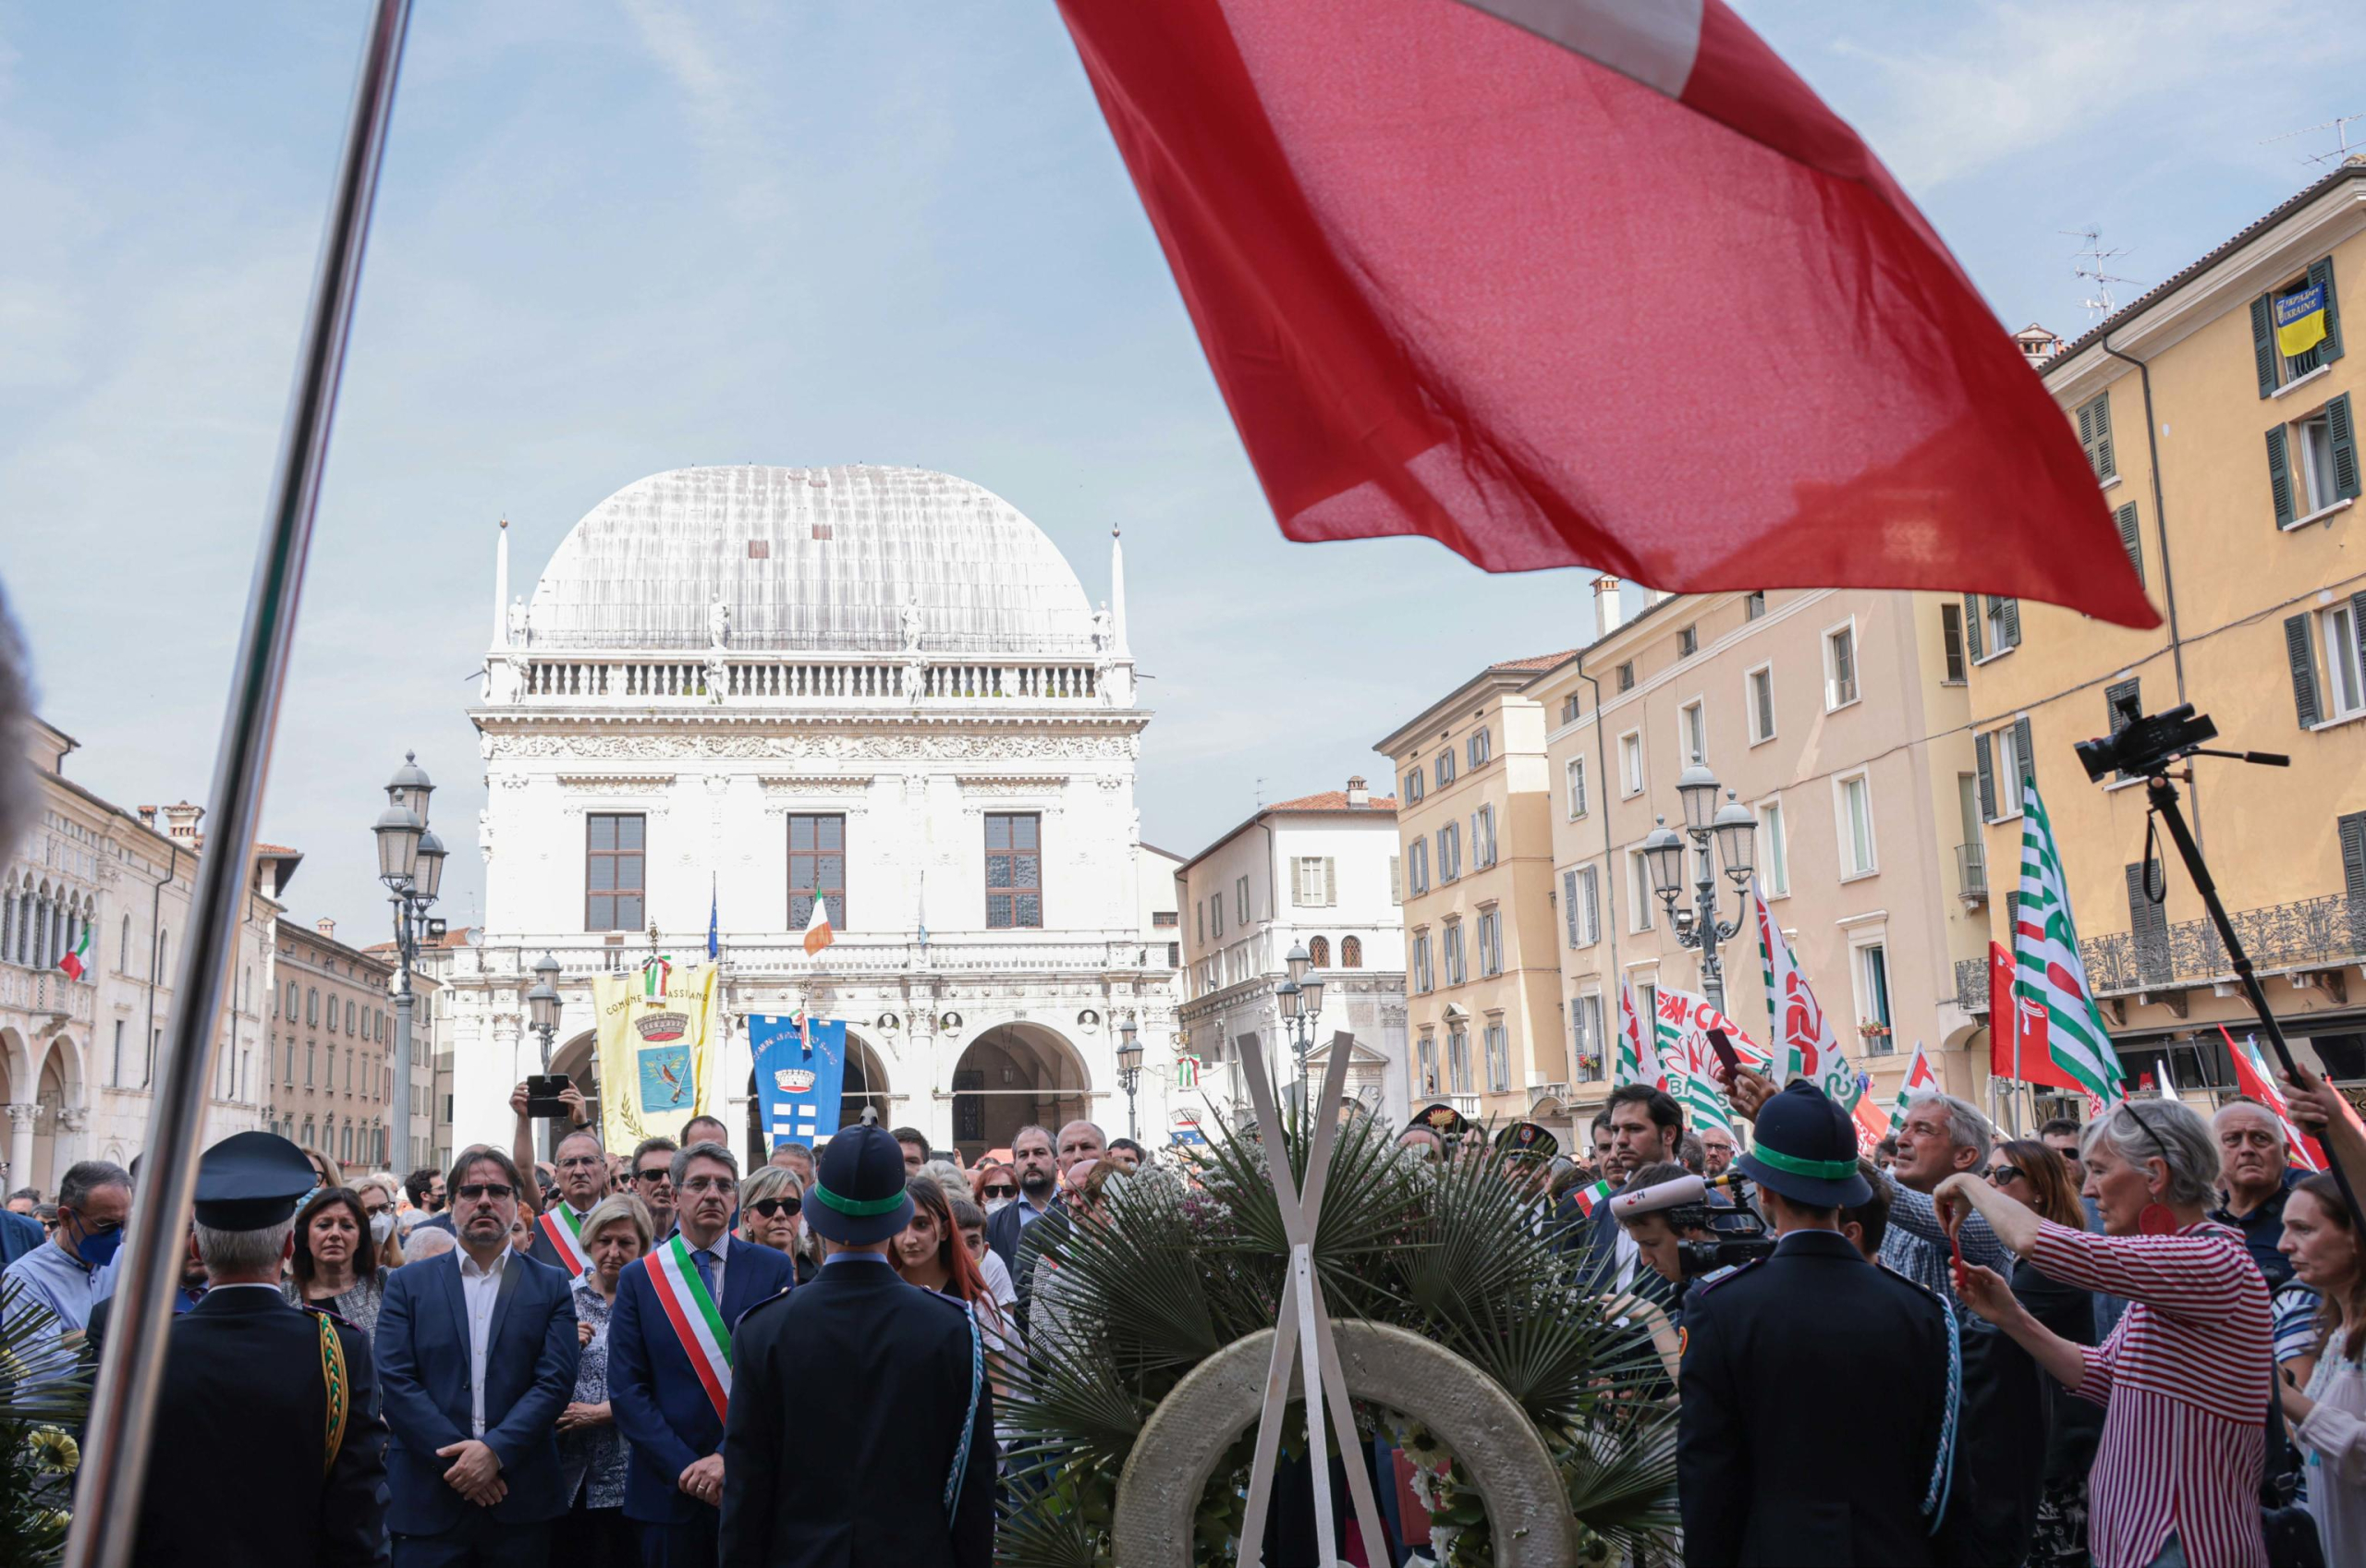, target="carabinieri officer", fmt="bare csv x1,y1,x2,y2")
130,1129,389,1566
720,1118,994,1568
